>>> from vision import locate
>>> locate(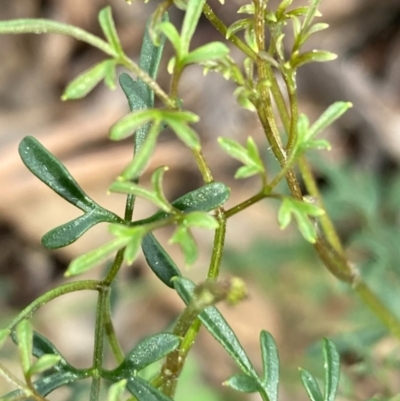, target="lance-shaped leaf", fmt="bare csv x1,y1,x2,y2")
180,0,206,55
42,208,122,249
260,330,279,401
19,136,96,212
98,7,123,55
112,333,180,378
300,369,323,401
174,278,258,378
291,50,337,69
142,233,181,288
183,42,230,65
28,355,61,377
223,373,259,393
62,59,117,100
108,380,127,401
132,182,230,227
169,226,198,266
16,320,33,374
278,197,325,243
127,376,174,401
323,338,340,401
